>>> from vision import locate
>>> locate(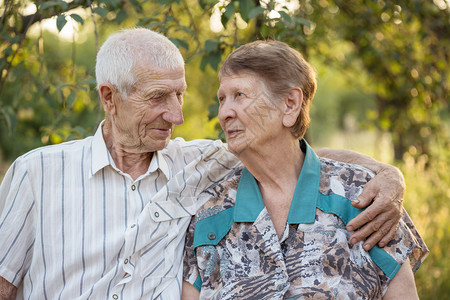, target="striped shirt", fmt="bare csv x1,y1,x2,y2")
0,123,240,300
